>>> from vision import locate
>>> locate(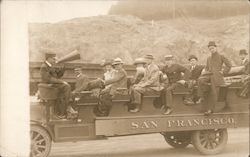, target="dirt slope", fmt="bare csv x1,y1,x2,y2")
29,15,249,65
